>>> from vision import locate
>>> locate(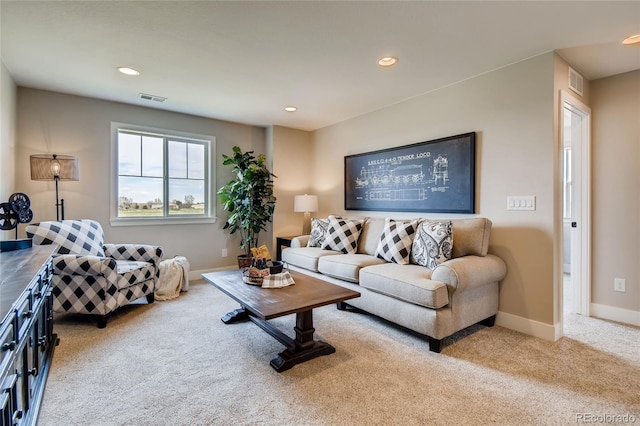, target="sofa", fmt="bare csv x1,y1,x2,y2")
281,216,507,352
